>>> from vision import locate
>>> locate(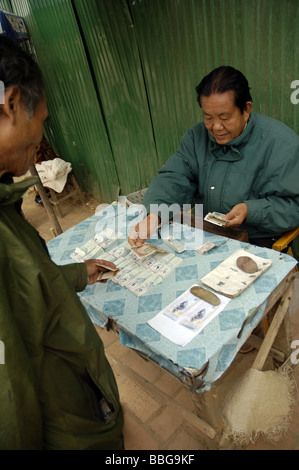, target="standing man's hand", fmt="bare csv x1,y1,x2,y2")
223,203,248,227
84,259,117,284
128,213,161,247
